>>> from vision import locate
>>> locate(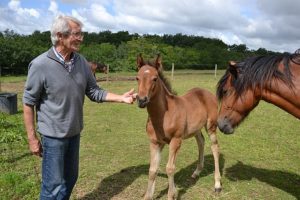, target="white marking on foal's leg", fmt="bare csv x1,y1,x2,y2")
209,132,222,192
166,138,181,200
144,143,163,200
